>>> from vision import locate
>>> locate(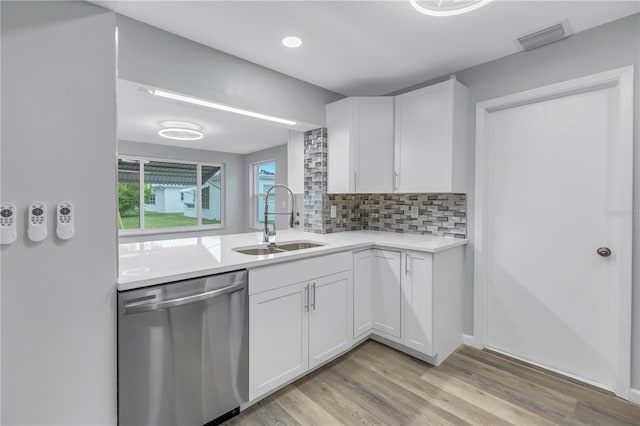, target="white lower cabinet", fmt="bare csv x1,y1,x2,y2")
308,272,353,368
372,250,402,338
401,248,464,365
248,246,464,402
353,247,464,366
353,250,374,338
354,249,402,339
402,251,434,355
249,282,309,400
249,253,353,401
